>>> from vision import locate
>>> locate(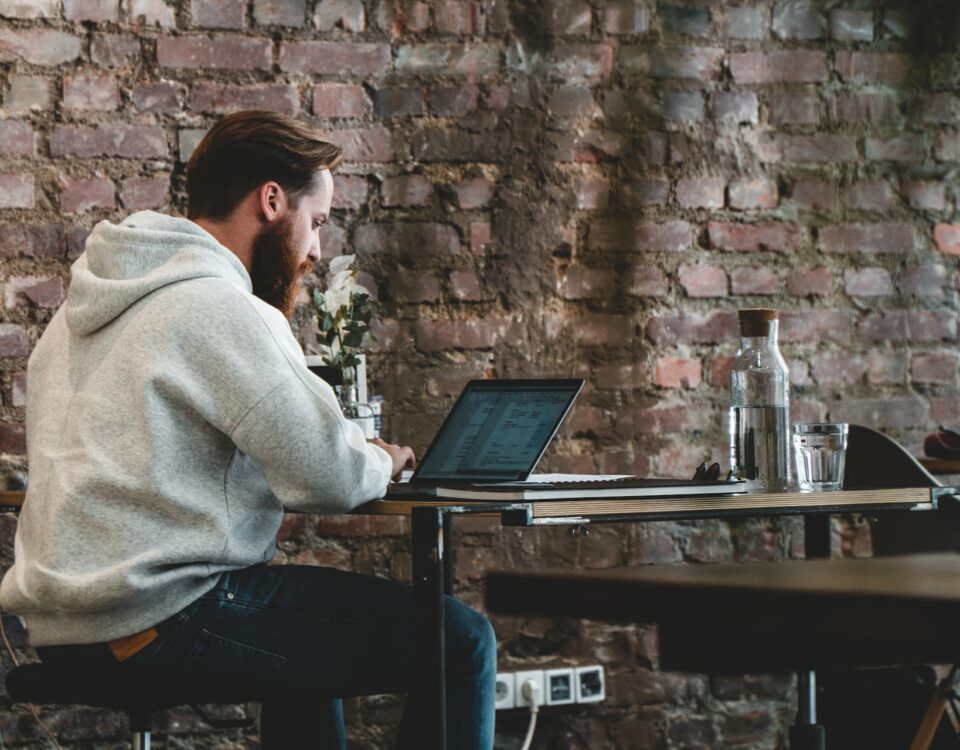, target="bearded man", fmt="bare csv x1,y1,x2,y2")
0,110,496,750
